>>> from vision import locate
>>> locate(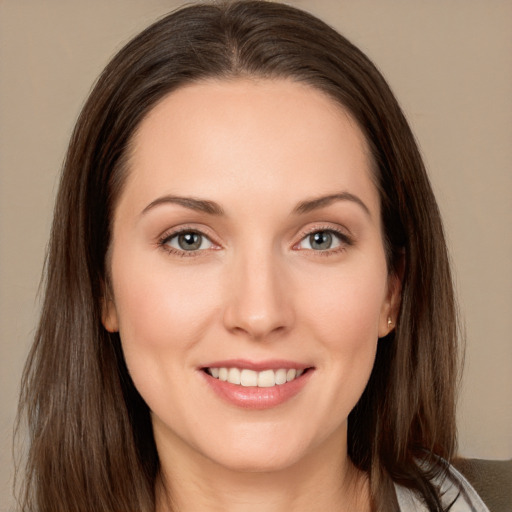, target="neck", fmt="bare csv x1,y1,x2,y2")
155,428,371,512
